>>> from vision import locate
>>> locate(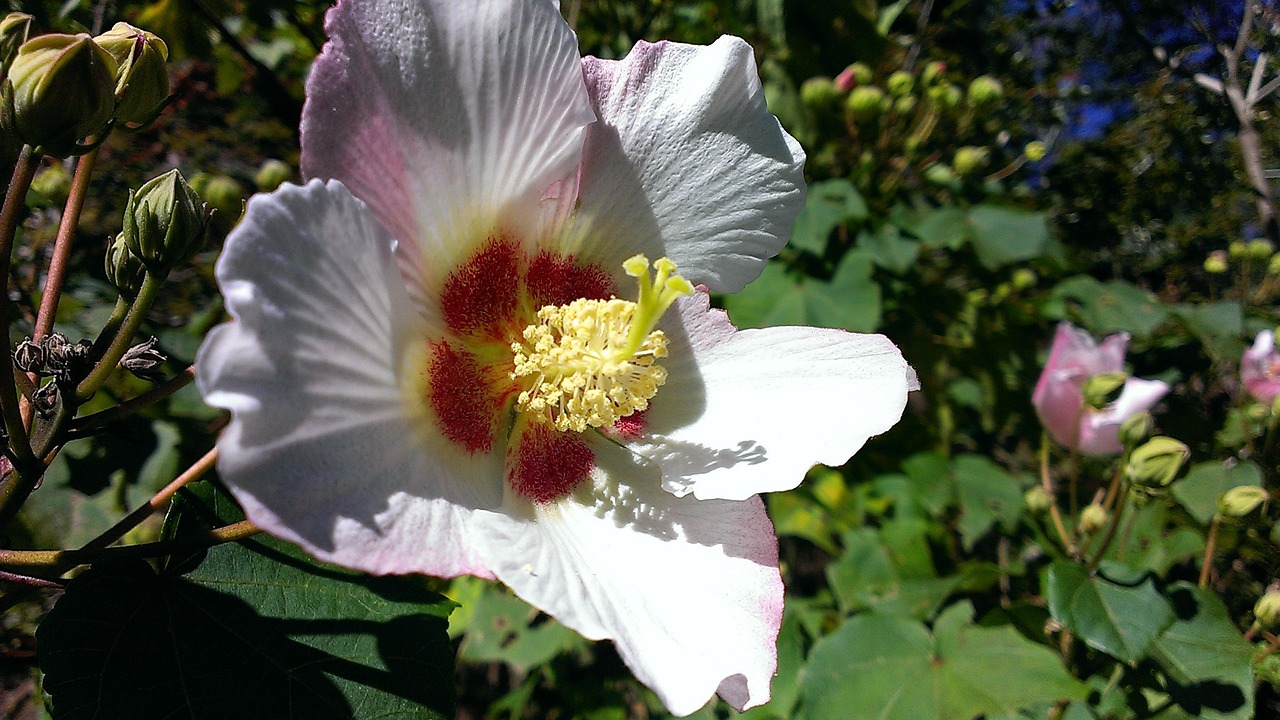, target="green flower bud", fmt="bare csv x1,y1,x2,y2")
923,162,959,187
1269,253,1280,276
1204,250,1229,274
254,158,293,192
1218,485,1269,518
1118,412,1154,447
1023,140,1046,162
846,85,888,122
199,173,244,220
0,12,33,80
800,76,841,111
967,75,1004,106
1077,503,1109,534
886,70,914,97
1081,371,1127,410
928,83,962,110
1253,589,1280,631
29,162,72,206
1011,268,1037,290
1124,436,1190,489
1024,486,1052,515
1229,240,1249,260
1249,238,1274,261
120,169,212,271
4,33,117,156
892,95,917,114
953,146,990,176
105,234,145,299
920,61,946,87
93,22,170,126
835,62,873,92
